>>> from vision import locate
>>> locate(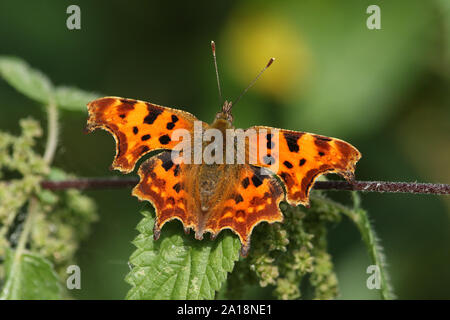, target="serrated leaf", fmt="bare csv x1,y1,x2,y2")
125,208,241,300
0,250,63,300
0,56,53,104
55,86,101,112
